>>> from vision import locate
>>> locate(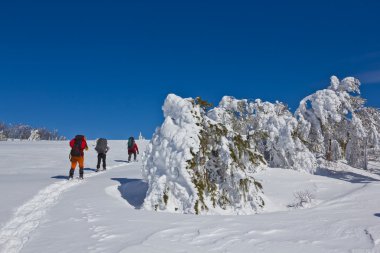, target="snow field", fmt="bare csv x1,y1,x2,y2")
1,141,380,252
0,161,131,253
